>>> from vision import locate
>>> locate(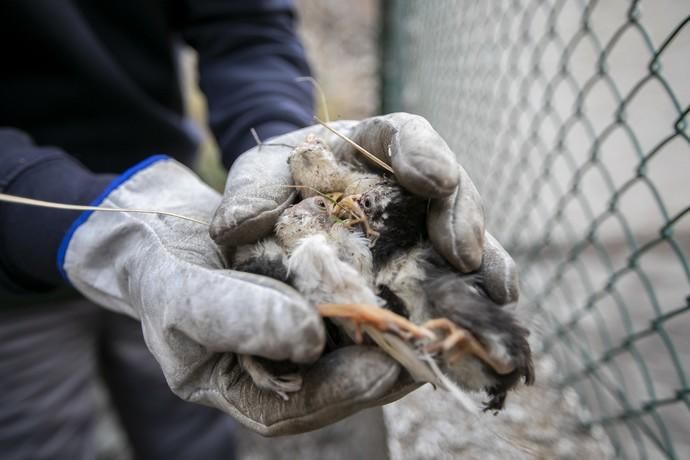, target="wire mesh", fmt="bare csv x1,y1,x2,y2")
381,1,690,458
